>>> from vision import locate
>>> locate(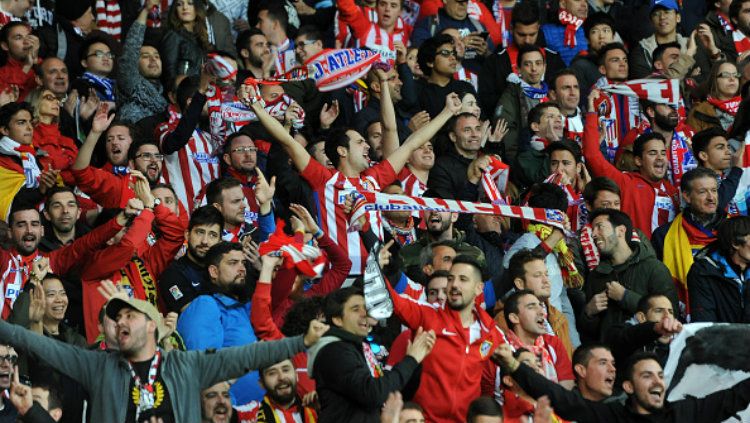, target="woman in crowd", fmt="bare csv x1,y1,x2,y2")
161,0,214,82
687,61,742,132
27,87,79,185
